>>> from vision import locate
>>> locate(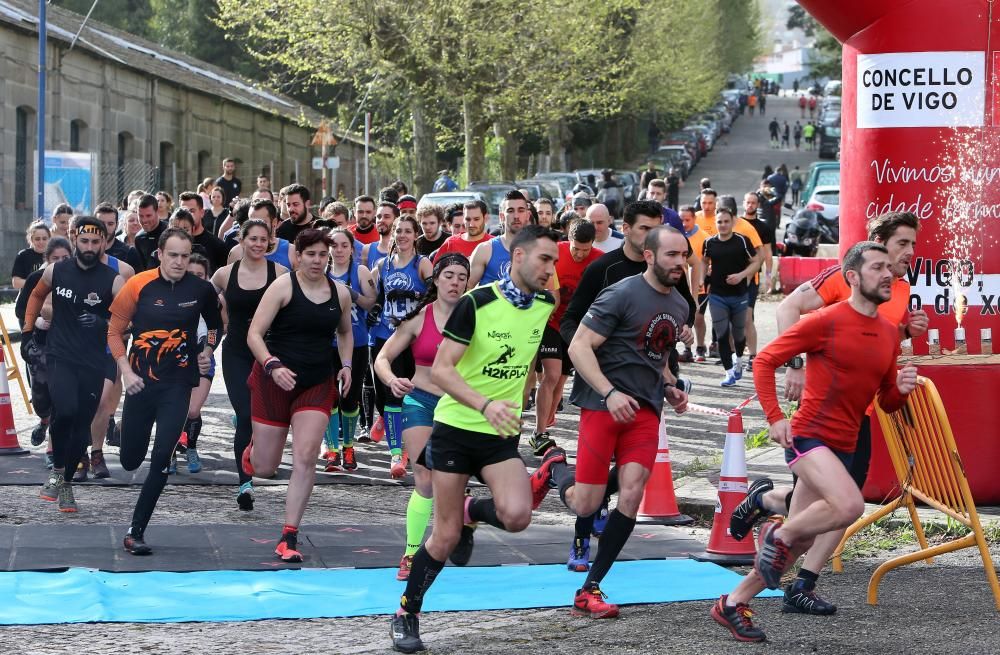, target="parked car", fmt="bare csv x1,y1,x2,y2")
655,145,692,178
418,190,489,224
615,171,640,203
518,178,564,211
818,124,841,159
804,185,840,222
823,80,843,97
685,124,715,150
800,161,840,206
464,182,519,227
533,172,578,206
